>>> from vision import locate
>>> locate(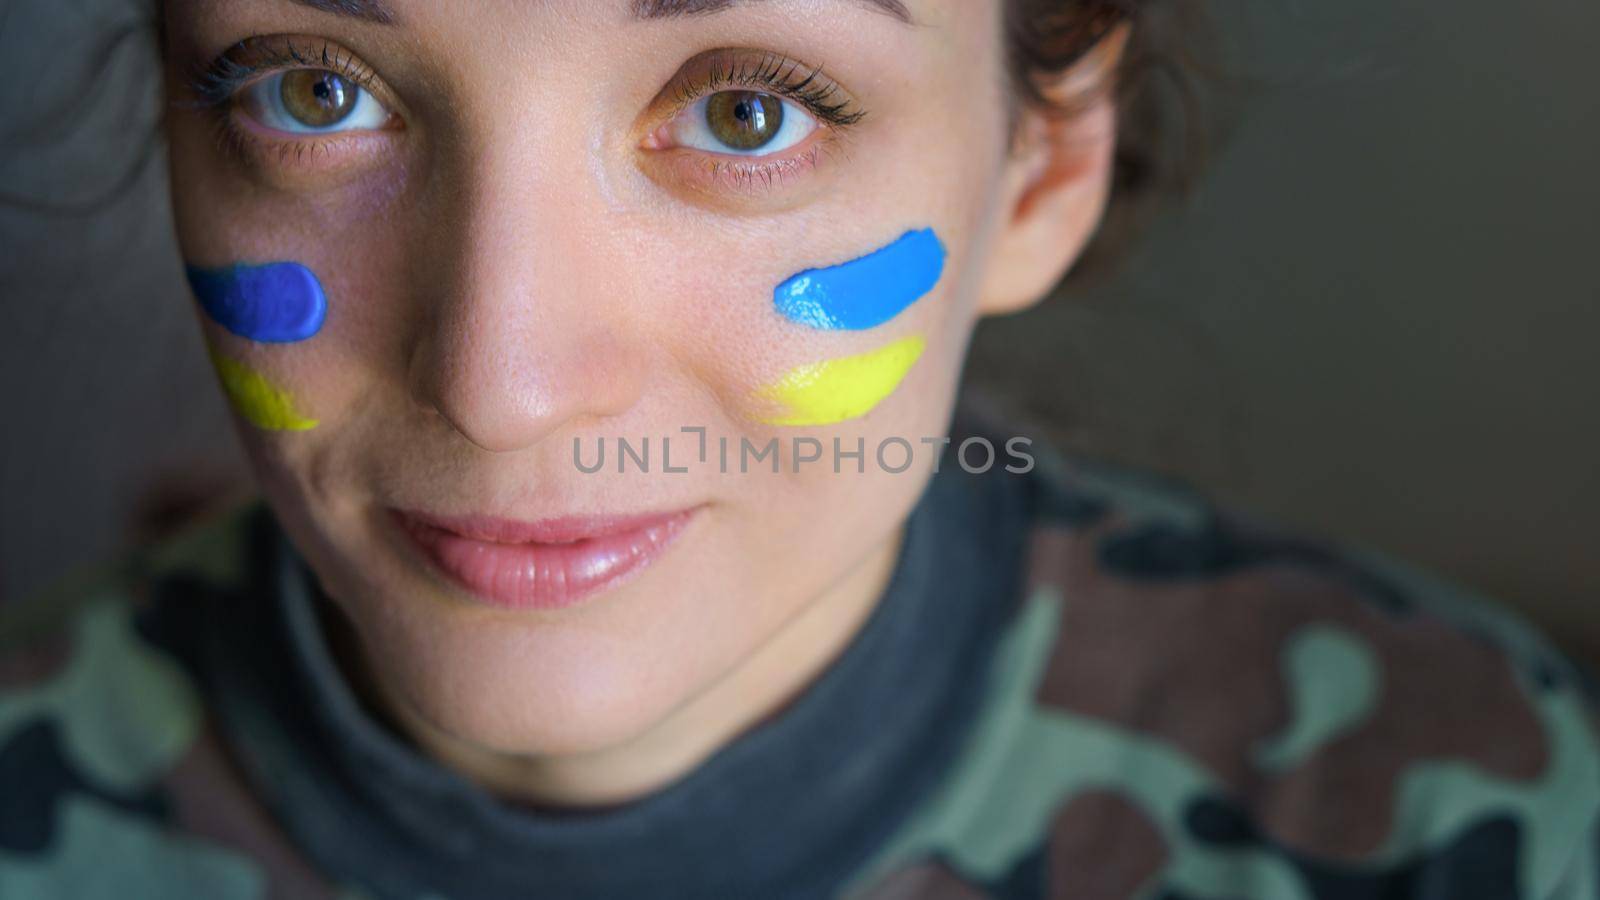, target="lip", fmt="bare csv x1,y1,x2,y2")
392,506,700,610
